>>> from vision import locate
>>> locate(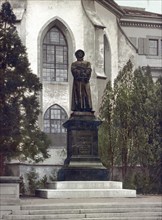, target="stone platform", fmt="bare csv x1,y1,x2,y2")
35,181,136,199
